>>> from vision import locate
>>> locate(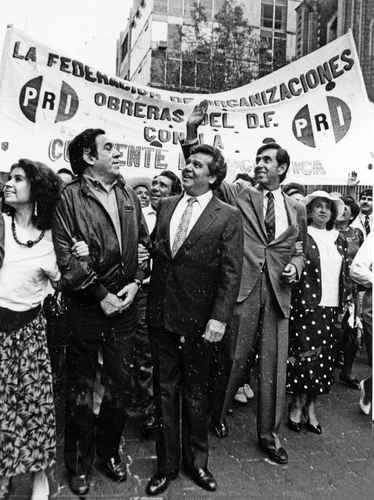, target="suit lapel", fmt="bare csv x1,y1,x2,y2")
236,188,268,244
270,194,298,244
172,196,220,257
160,195,182,258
